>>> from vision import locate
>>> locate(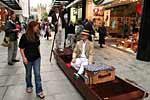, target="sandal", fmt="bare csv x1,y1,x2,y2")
37,92,45,99
26,87,33,93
